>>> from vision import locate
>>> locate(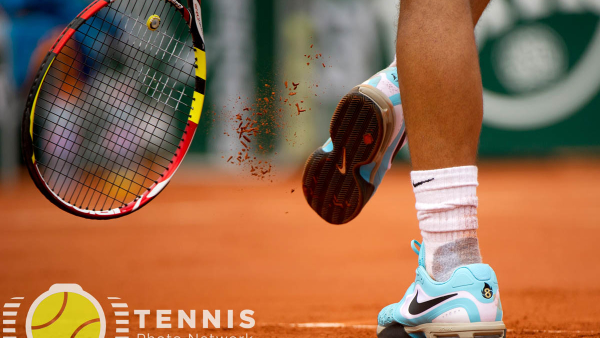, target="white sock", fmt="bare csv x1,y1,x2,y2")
411,165,482,282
